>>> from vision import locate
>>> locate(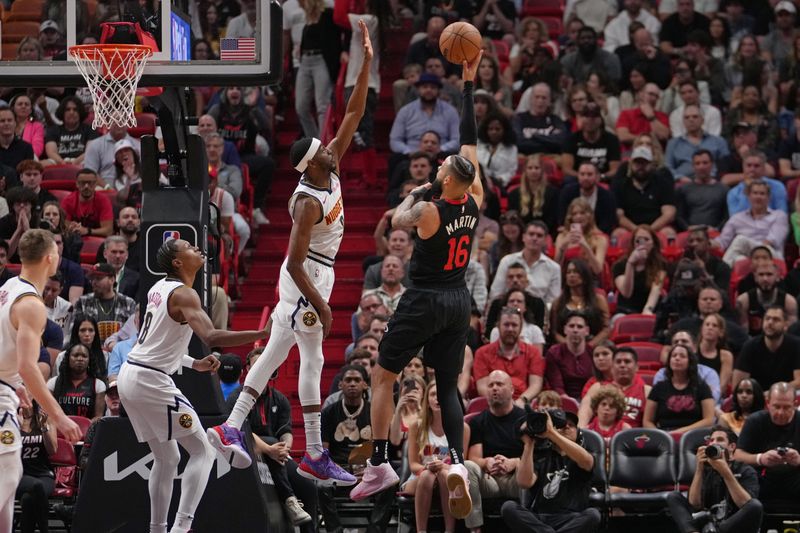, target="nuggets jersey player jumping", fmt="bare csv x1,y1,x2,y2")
0,229,80,531
350,52,485,518
209,20,373,486
116,239,268,533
